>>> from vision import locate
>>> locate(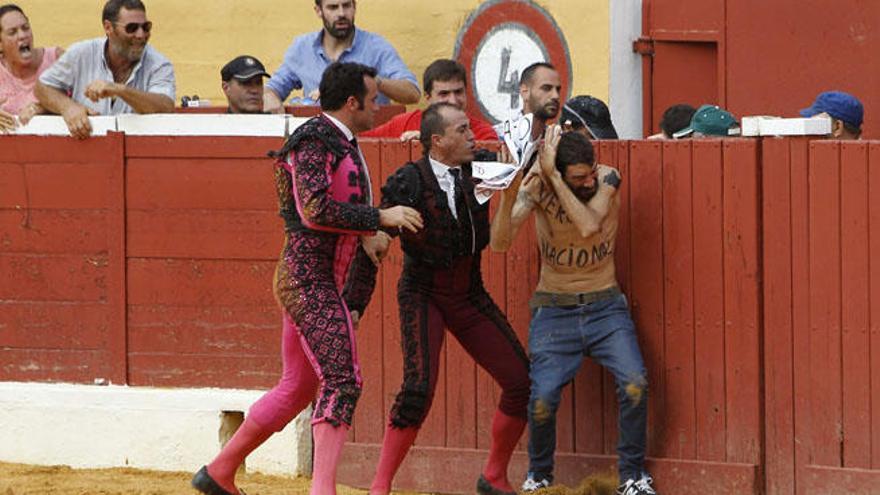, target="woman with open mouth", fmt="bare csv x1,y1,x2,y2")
0,4,63,132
